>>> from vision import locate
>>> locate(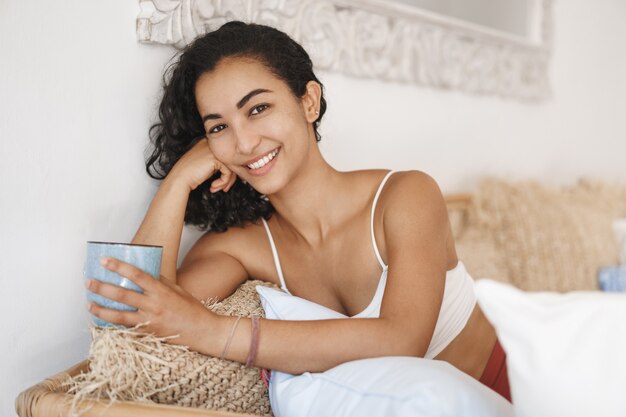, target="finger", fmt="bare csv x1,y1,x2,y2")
88,302,141,328
210,177,225,191
100,257,157,292
158,275,177,288
210,168,234,192
163,280,185,294
86,279,144,308
157,276,188,298
216,160,231,176
224,172,238,192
